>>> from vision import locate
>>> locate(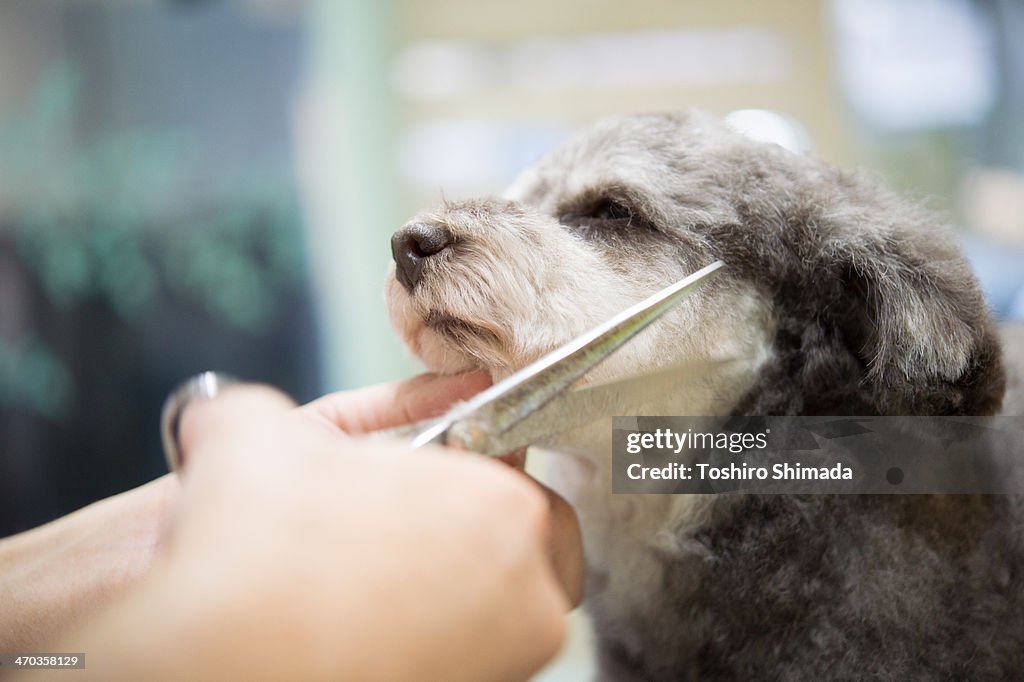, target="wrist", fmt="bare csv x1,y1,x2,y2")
0,476,176,651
